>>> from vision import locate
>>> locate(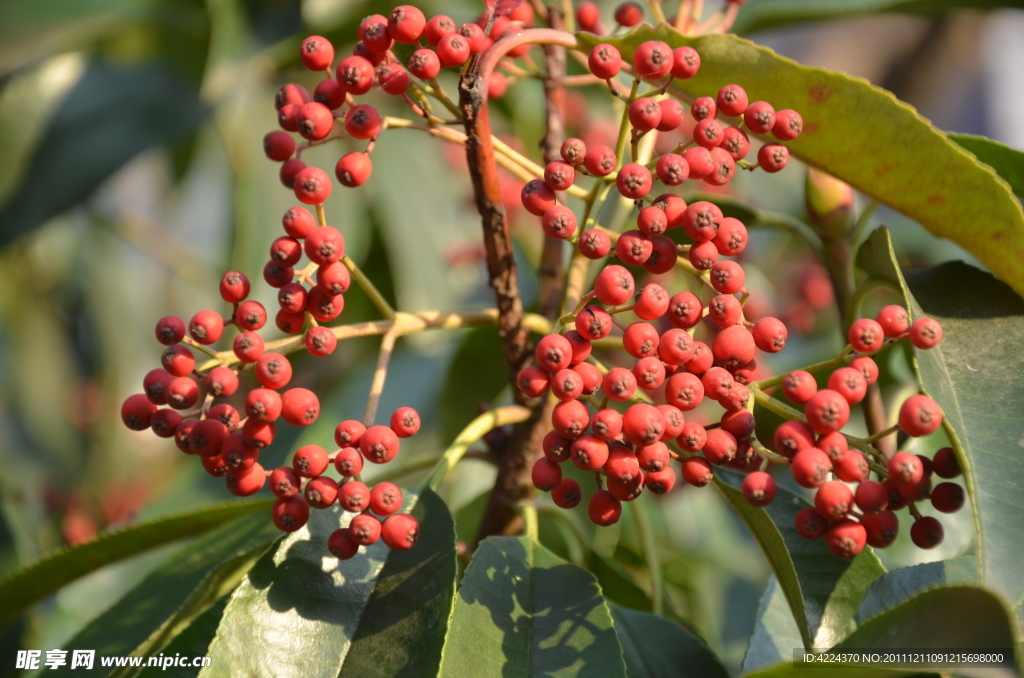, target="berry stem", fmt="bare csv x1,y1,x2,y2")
522,503,539,542
424,78,462,118
861,424,899,444
630,498,664,615
421,405,532,492
849,199,880,248
363,330,398,428
182,336,220,359
753,353,855,390
750,438,792,466
342,256,396,319
646,0,667,25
